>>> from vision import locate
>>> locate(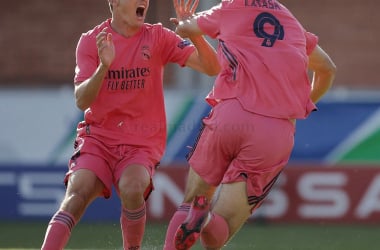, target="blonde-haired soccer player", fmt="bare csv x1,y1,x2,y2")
41,0,219,249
